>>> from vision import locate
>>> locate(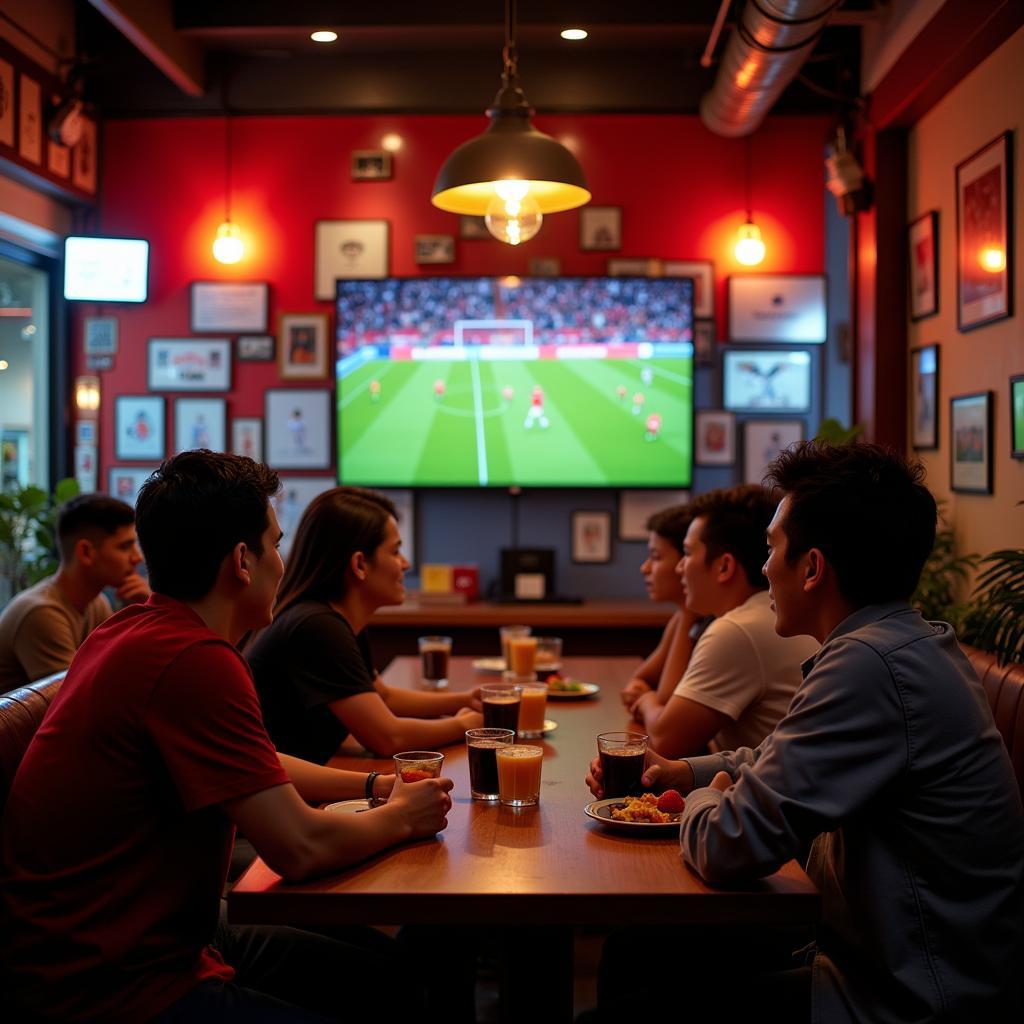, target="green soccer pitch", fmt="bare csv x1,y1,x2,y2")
337,355,693,487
